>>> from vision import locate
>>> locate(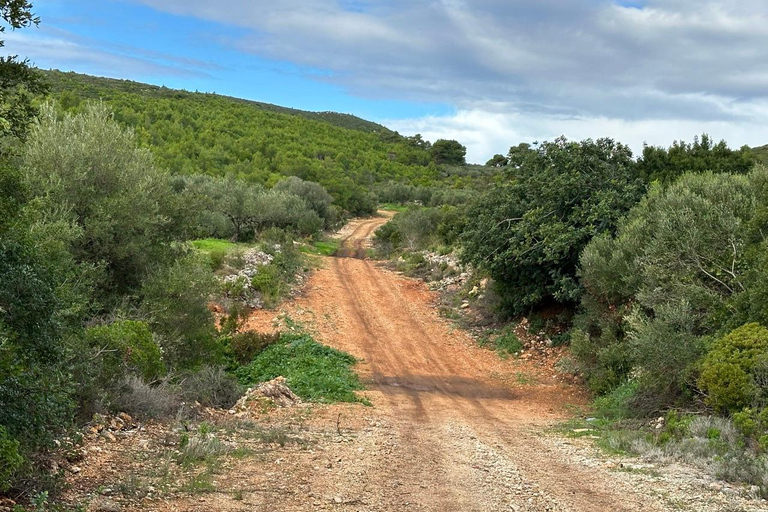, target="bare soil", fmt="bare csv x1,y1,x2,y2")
64,214,766,512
